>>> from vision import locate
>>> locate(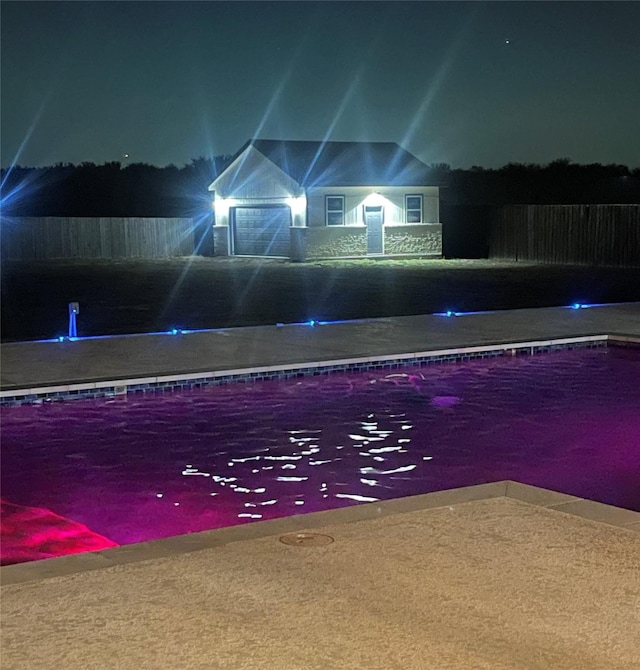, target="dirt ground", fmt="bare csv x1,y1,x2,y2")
2,257,640,342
